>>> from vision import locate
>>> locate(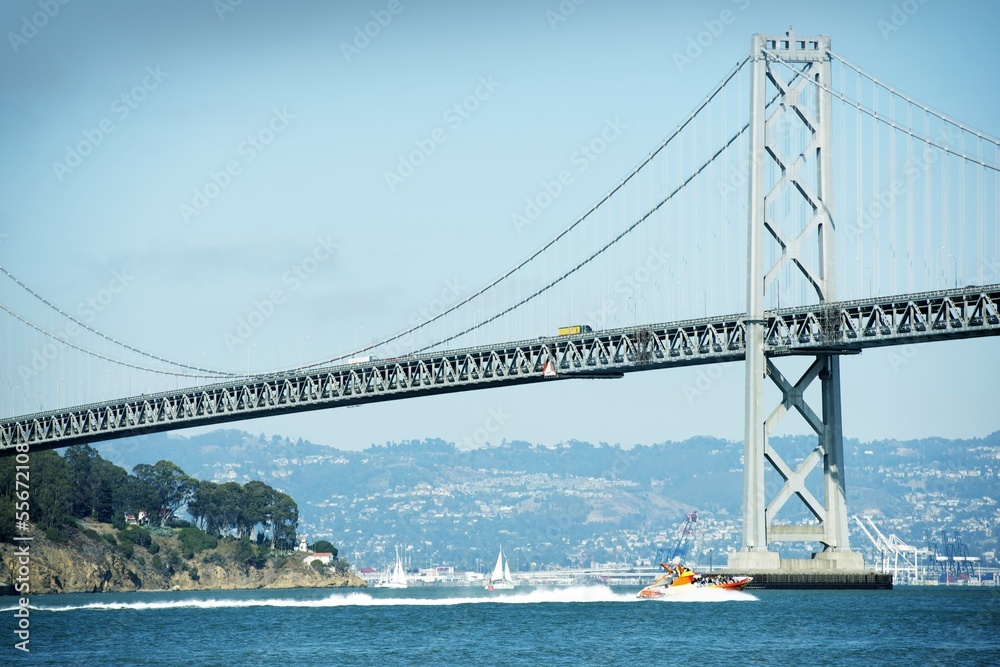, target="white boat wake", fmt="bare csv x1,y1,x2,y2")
3,584,755,613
